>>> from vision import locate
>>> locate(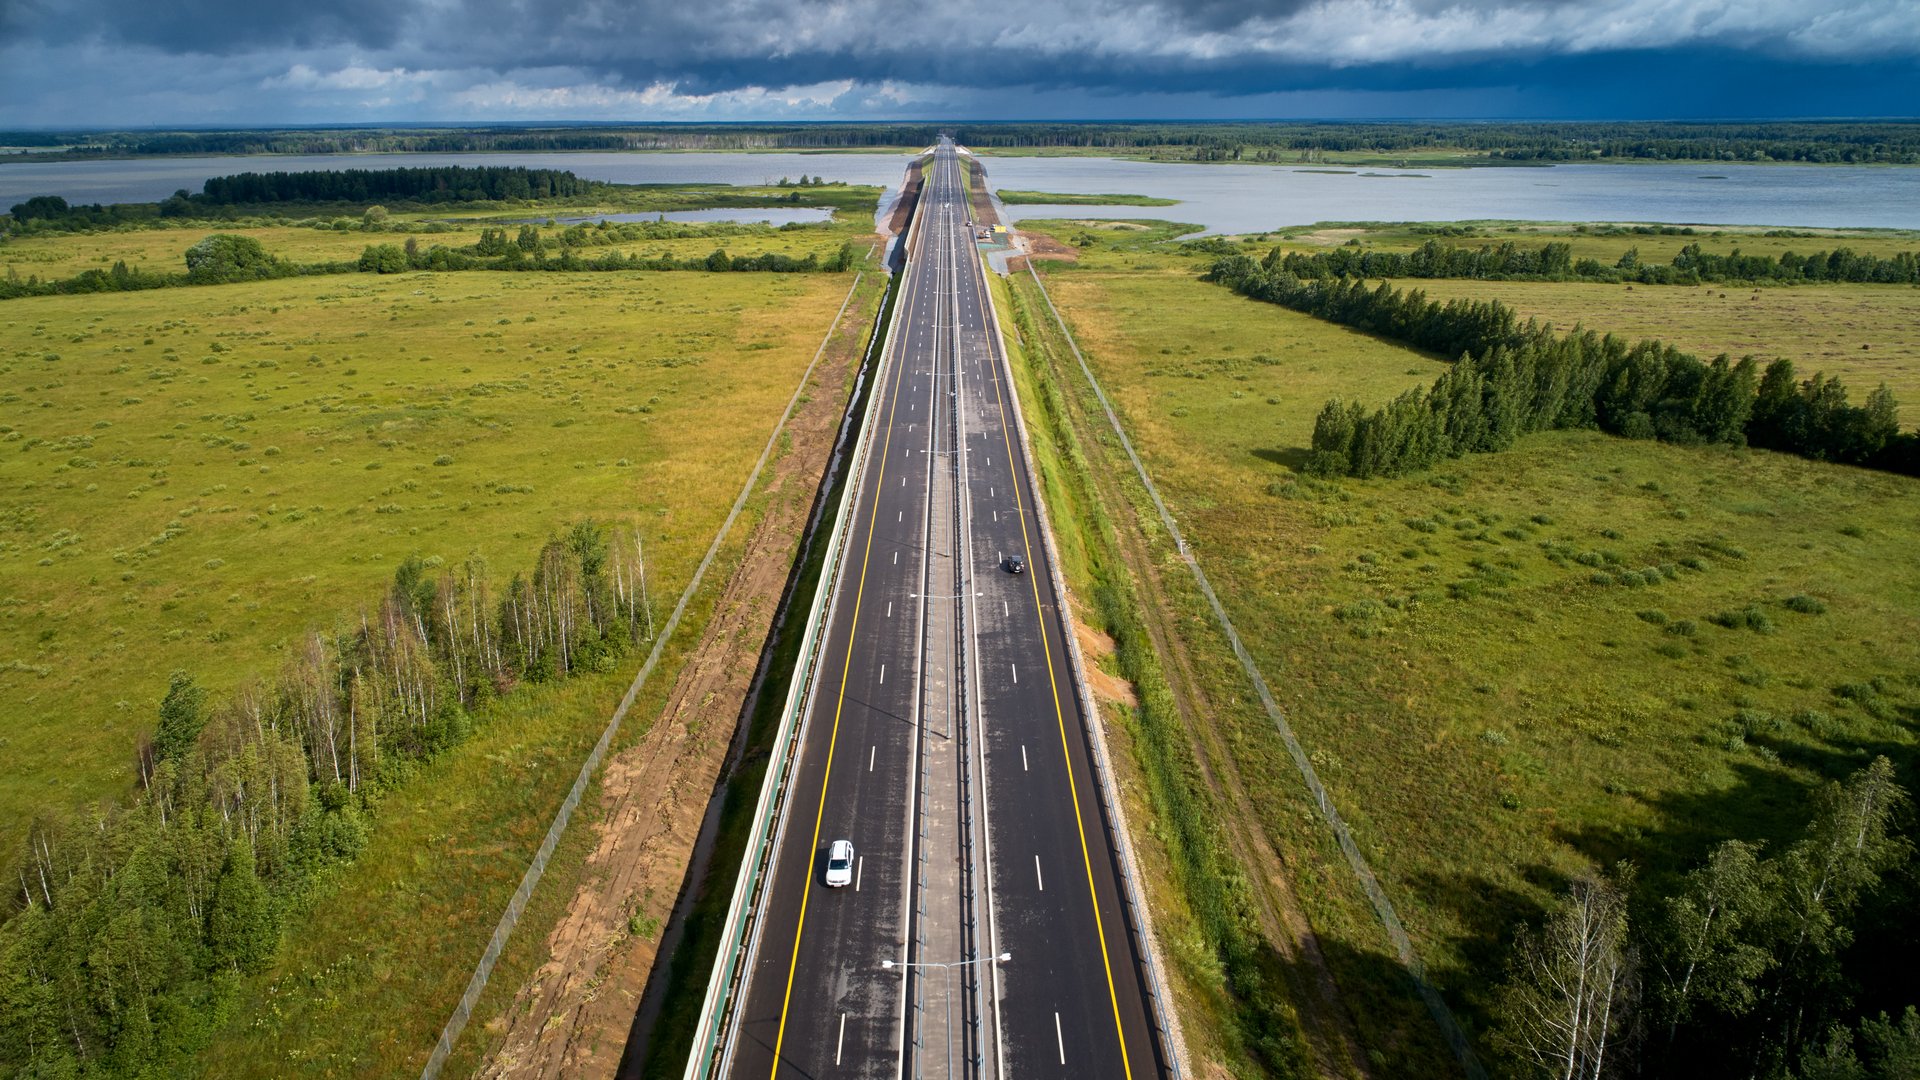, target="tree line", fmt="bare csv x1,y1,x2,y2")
197,166,599,205
0,523,657,1076
1251,238,1920,286
12,121,1919,164
6,166,596,233
1495,757,1917,1079
937,121,1920,164
1201,258,1917,478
